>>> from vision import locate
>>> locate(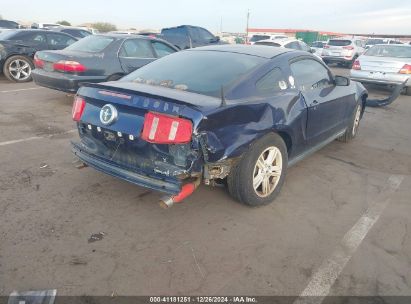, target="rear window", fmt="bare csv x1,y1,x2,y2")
328,40,352,46
250,35,270,42
65,35,114,52
366,39,384,45
121,50,267,97
365,45,411,58
255,42,281,47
